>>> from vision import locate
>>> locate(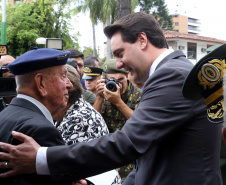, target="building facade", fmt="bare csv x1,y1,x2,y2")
171,14,201,35
164,31,226,64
